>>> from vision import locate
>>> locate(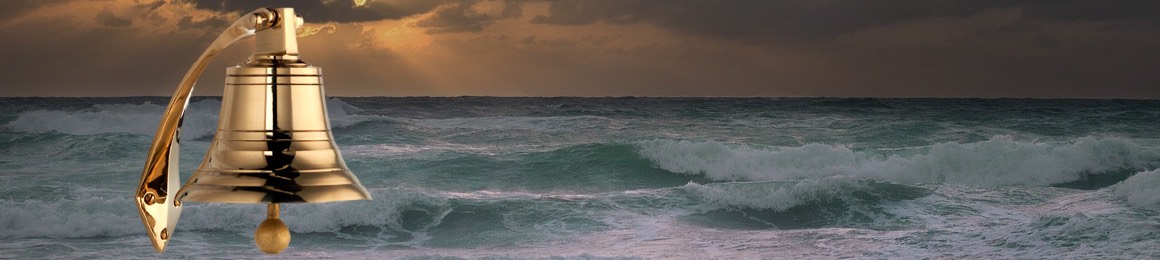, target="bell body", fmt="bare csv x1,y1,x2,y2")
177,56,371,203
